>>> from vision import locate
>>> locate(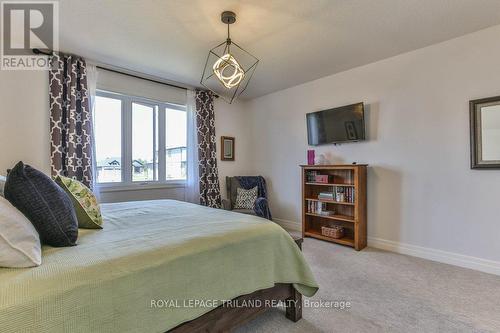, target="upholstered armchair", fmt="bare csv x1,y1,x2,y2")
222,176,272,220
